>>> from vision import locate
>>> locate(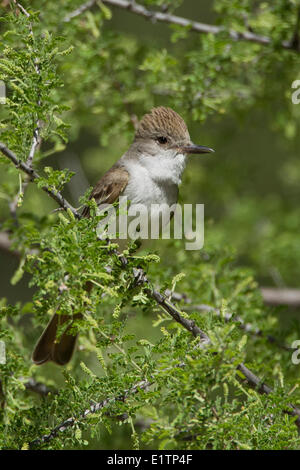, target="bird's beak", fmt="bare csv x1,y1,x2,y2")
181,143,215,155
